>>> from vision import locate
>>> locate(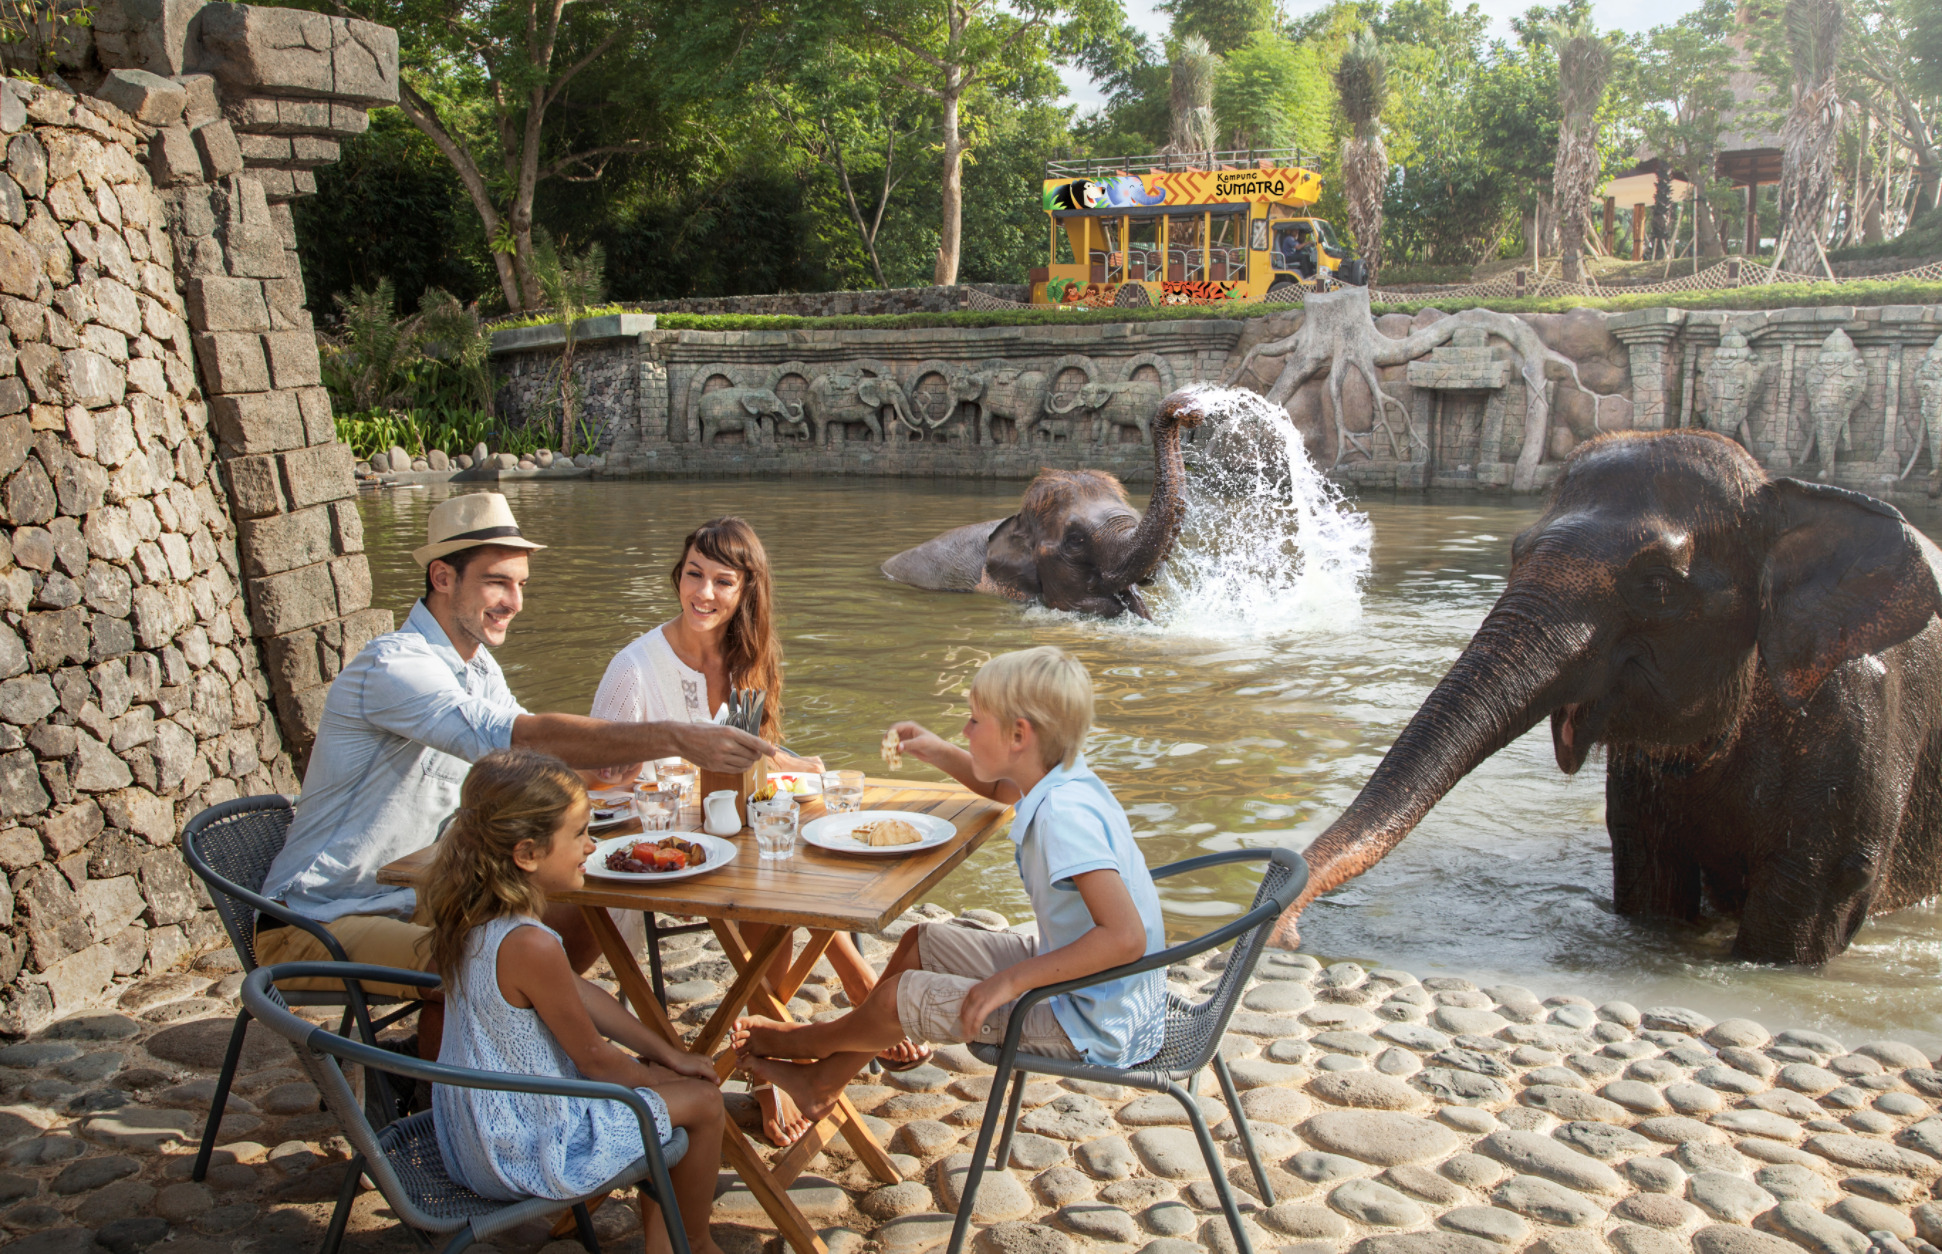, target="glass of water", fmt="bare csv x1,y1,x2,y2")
751,797,797,861
633,784,679,831
657,760,696,807
823,770,865,813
